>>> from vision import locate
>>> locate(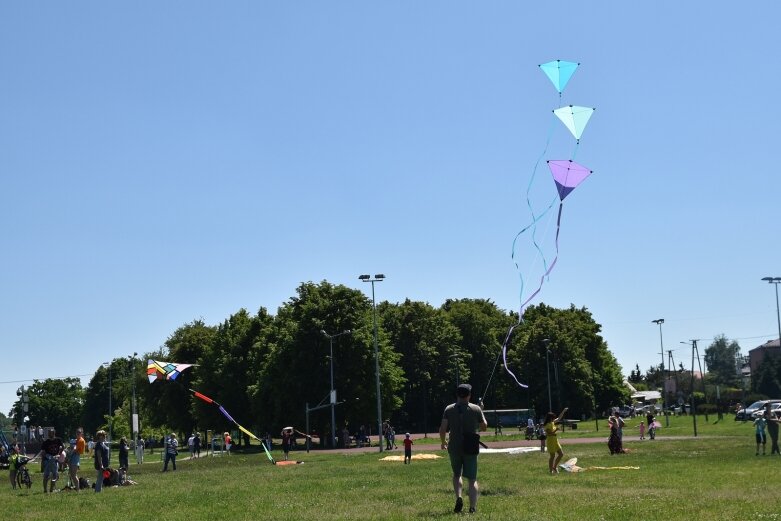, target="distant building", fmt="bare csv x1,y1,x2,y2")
749,339,781,373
